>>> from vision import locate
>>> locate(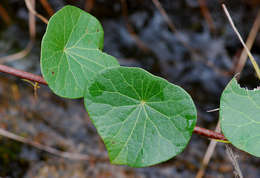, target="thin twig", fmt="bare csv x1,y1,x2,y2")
197,0,216,33
25,0,48,24
222,3,260,80
0,3,12,25
152,0,198,54
39,0,54,17
151,0,176,32
235,10,260,75
152,0,230,77
29,0,36,40
0,128,90,160
0,64,227,141
120,0,150,52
